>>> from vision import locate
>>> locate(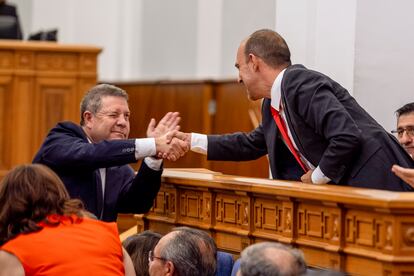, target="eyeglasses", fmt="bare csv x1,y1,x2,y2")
148,250,167,263
391,126,414,138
